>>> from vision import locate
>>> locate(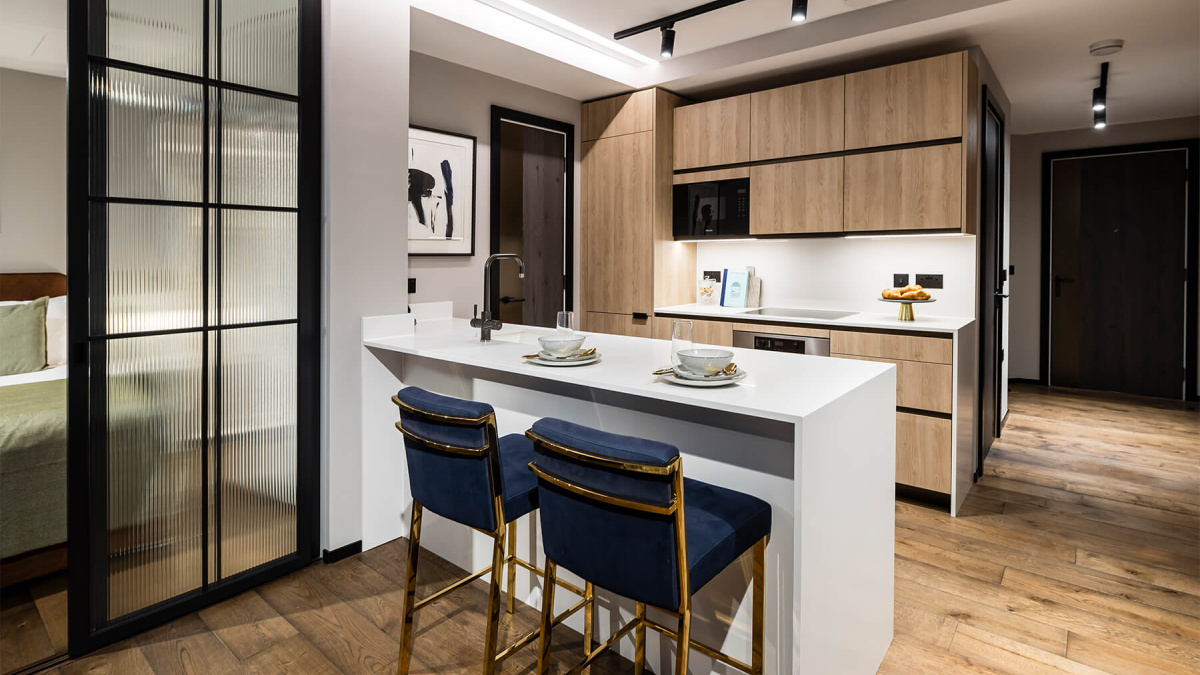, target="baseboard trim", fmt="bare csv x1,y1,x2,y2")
1008,378,1043,386
322,540,362,565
